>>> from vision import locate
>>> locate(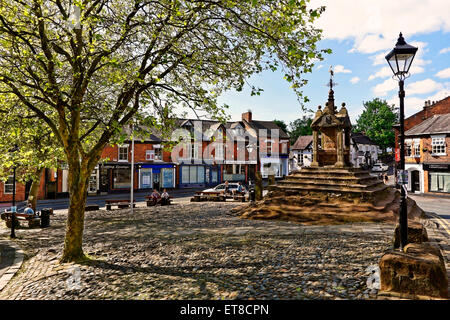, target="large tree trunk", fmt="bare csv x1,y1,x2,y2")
27,167,44,212
61,158,89,262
